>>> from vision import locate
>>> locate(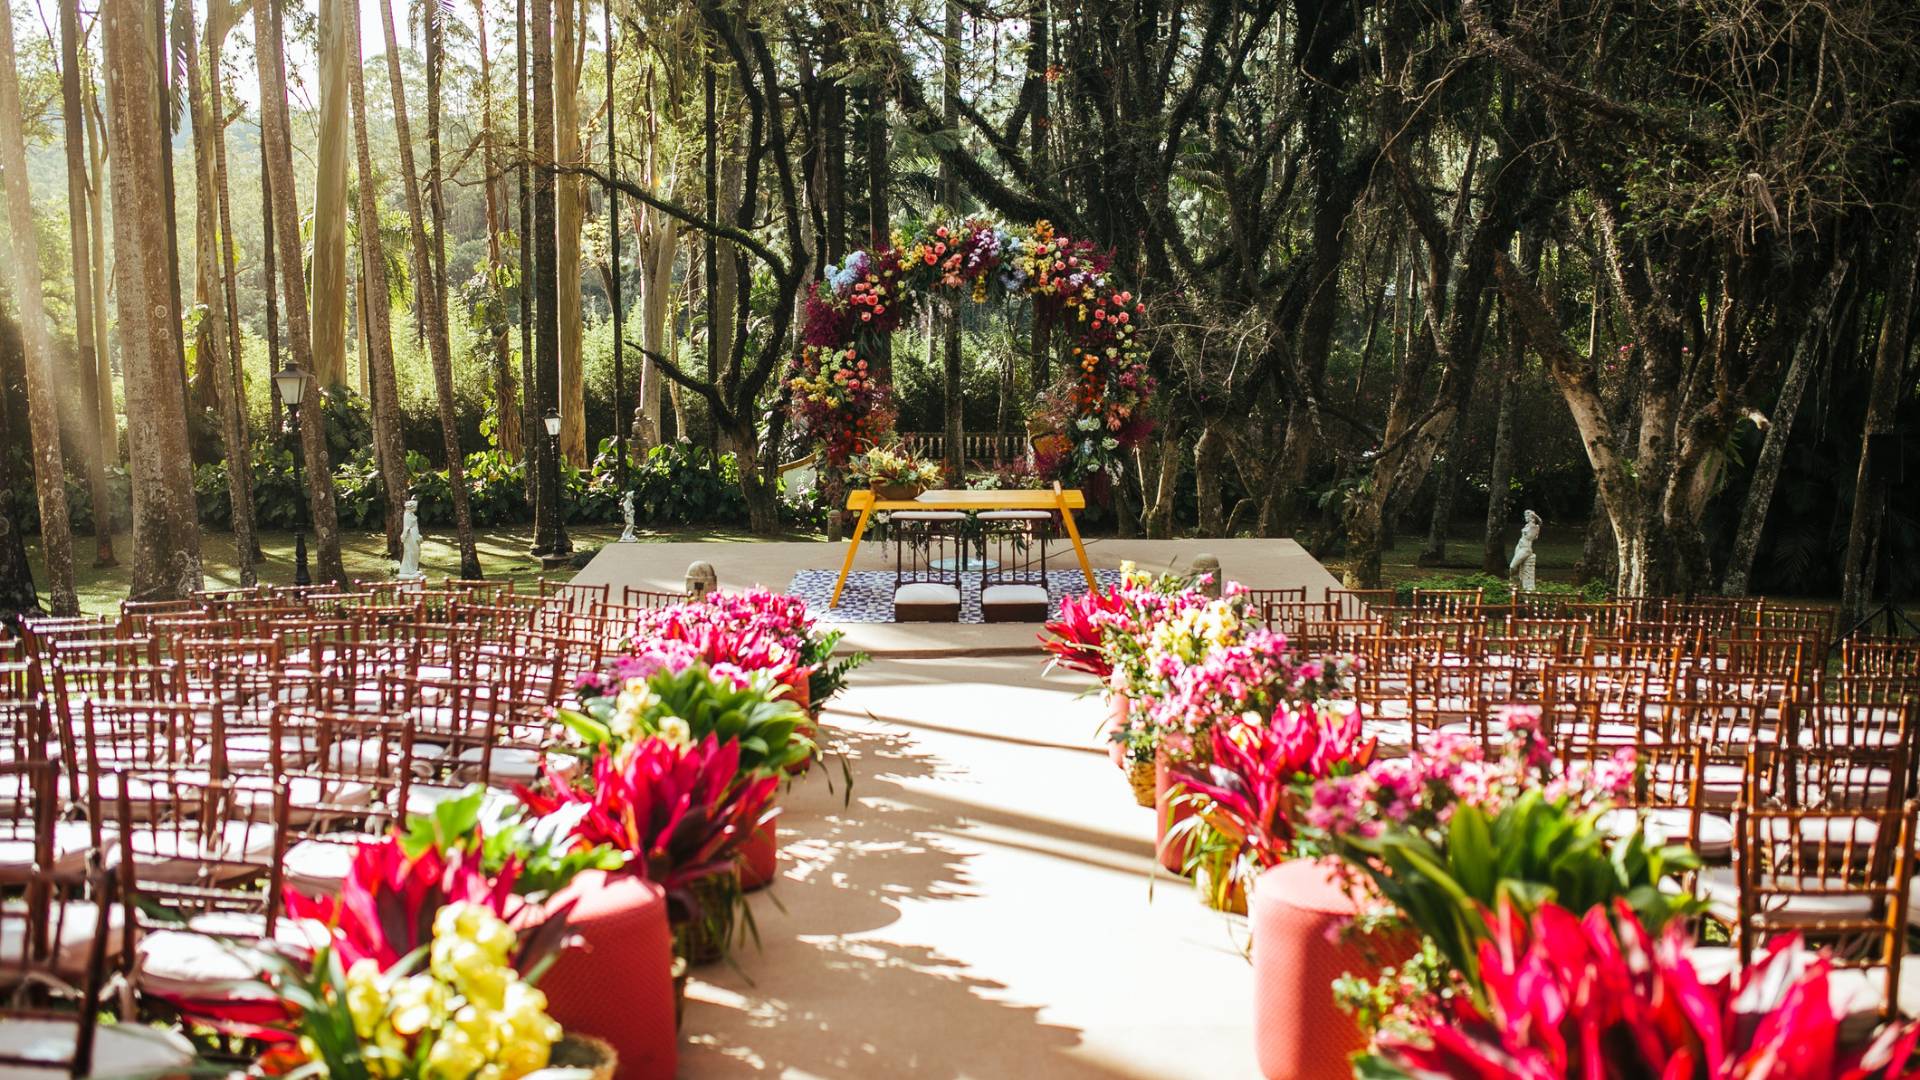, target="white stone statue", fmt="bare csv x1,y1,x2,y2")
618,490,638,543
397,498,424,580
1509,509,1542,591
